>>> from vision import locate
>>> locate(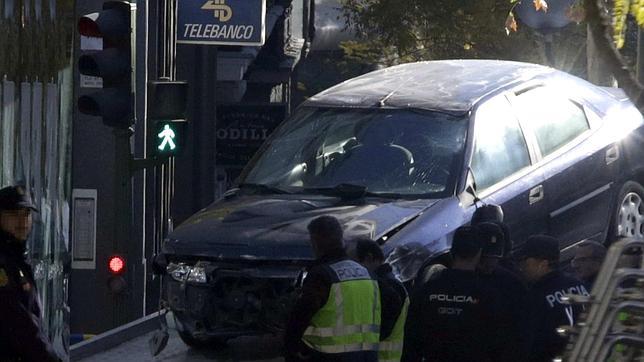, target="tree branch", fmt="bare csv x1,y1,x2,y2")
585,0,644,109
